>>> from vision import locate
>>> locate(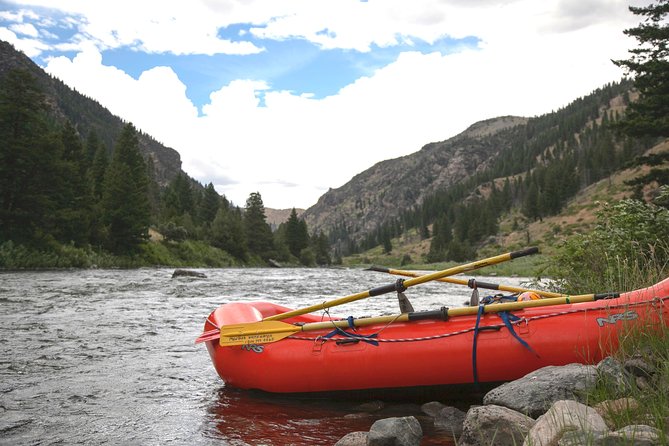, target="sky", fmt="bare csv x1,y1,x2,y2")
0,0,646,209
